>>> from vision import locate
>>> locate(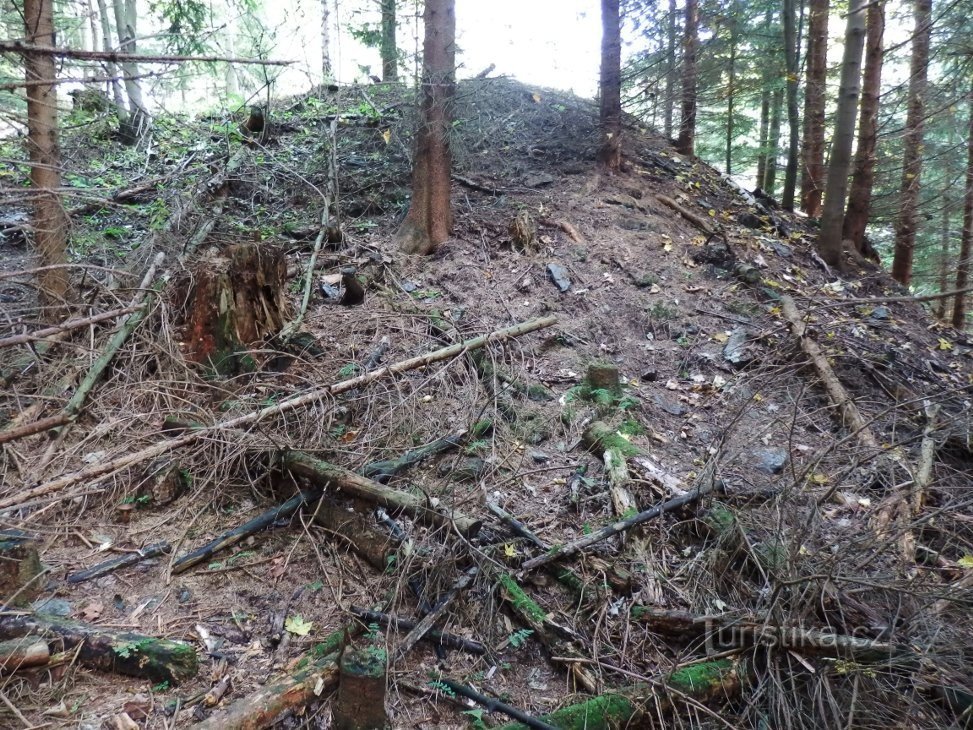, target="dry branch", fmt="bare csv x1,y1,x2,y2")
348,607,486,655
392,566,478,662
283,452,482,537
521,479,722,573
66,541,171,584
657,194,716,236
0,316,555,513
0,305,137,349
